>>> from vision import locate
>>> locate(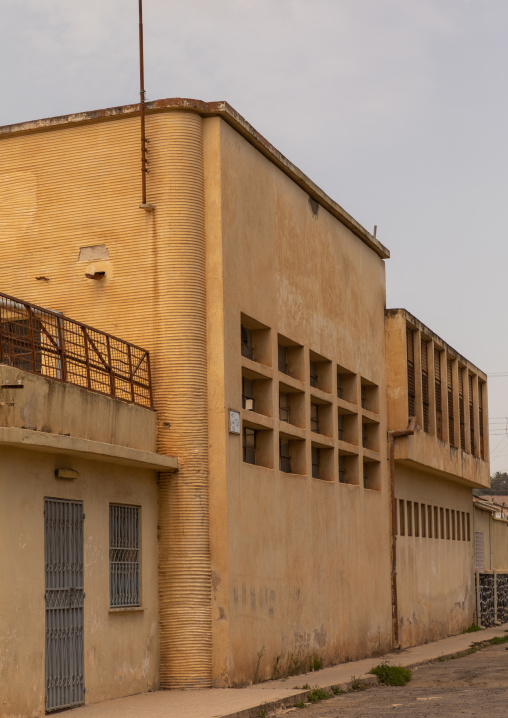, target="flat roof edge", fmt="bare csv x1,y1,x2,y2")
0,98,390,260
386,308,487,378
